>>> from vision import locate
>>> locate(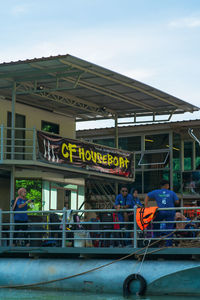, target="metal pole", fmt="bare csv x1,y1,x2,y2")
62,207,66,248
133,205,137,248
11,82,16,160
141,134,145,194
33,126,36,160
169,131,173,190
9,166,15,246
115,117,118,148
0,124,3,161
115,117,118,195
0,209,2,247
